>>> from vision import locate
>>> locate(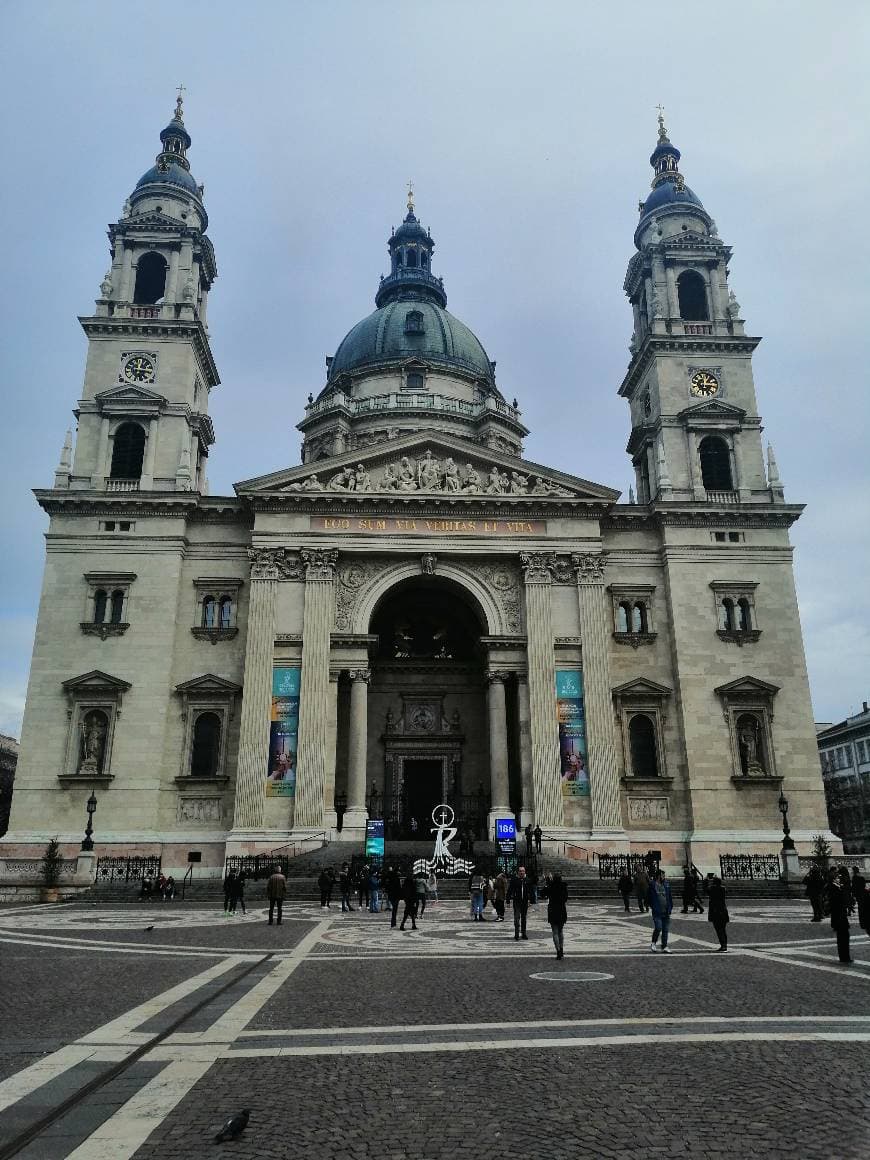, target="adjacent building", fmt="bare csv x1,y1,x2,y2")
817,704,870,853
